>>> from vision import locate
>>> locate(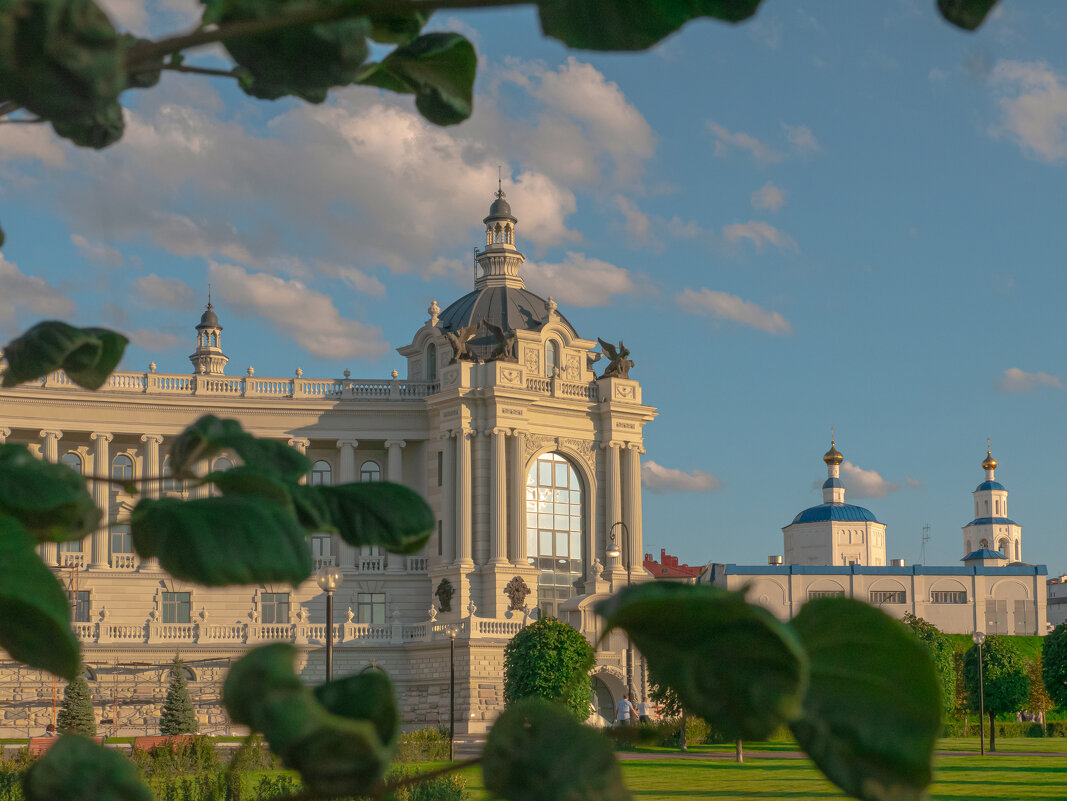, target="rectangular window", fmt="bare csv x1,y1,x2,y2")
310,535,331,558
437,520,443,556
930,591,966,604
261,592,290,624
869,590,906,605
162,592,191,624
110,523,132,554
807,590,845,600
437,451,443,487
67,590,90,623
357,593,386,625
59,539,83,553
